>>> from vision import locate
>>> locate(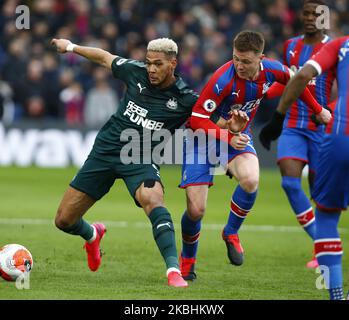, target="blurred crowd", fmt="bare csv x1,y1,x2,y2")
0,0,348,127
